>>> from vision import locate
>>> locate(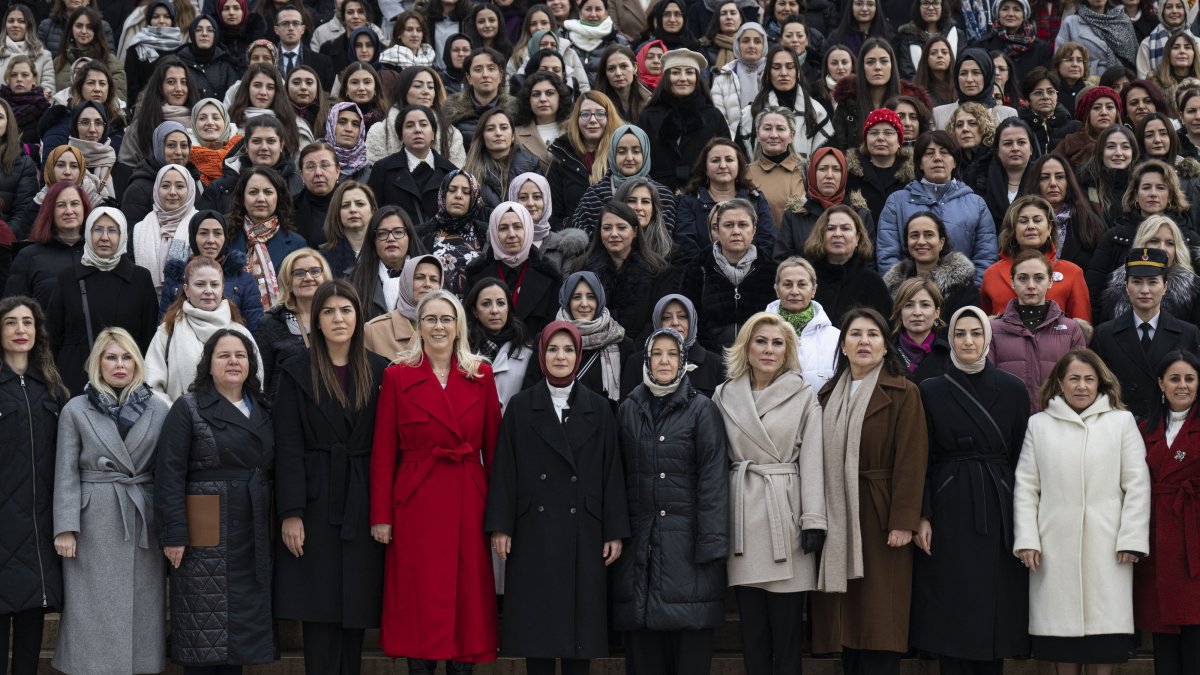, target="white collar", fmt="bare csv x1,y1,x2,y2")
406,149,435,172
1134,311,1162,332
